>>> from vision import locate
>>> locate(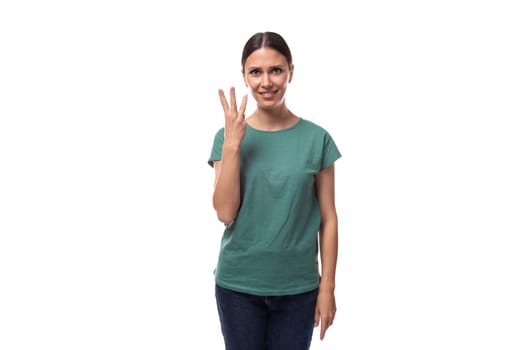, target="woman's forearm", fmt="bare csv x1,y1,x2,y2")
212,144,242,224
319,217,338,291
